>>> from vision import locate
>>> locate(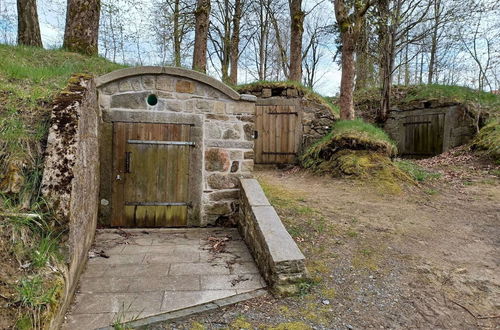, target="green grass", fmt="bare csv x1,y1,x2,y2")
354,84,500,118
0,44,123,328
236,80,340,116
329,119,395,147
395,160,441,182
